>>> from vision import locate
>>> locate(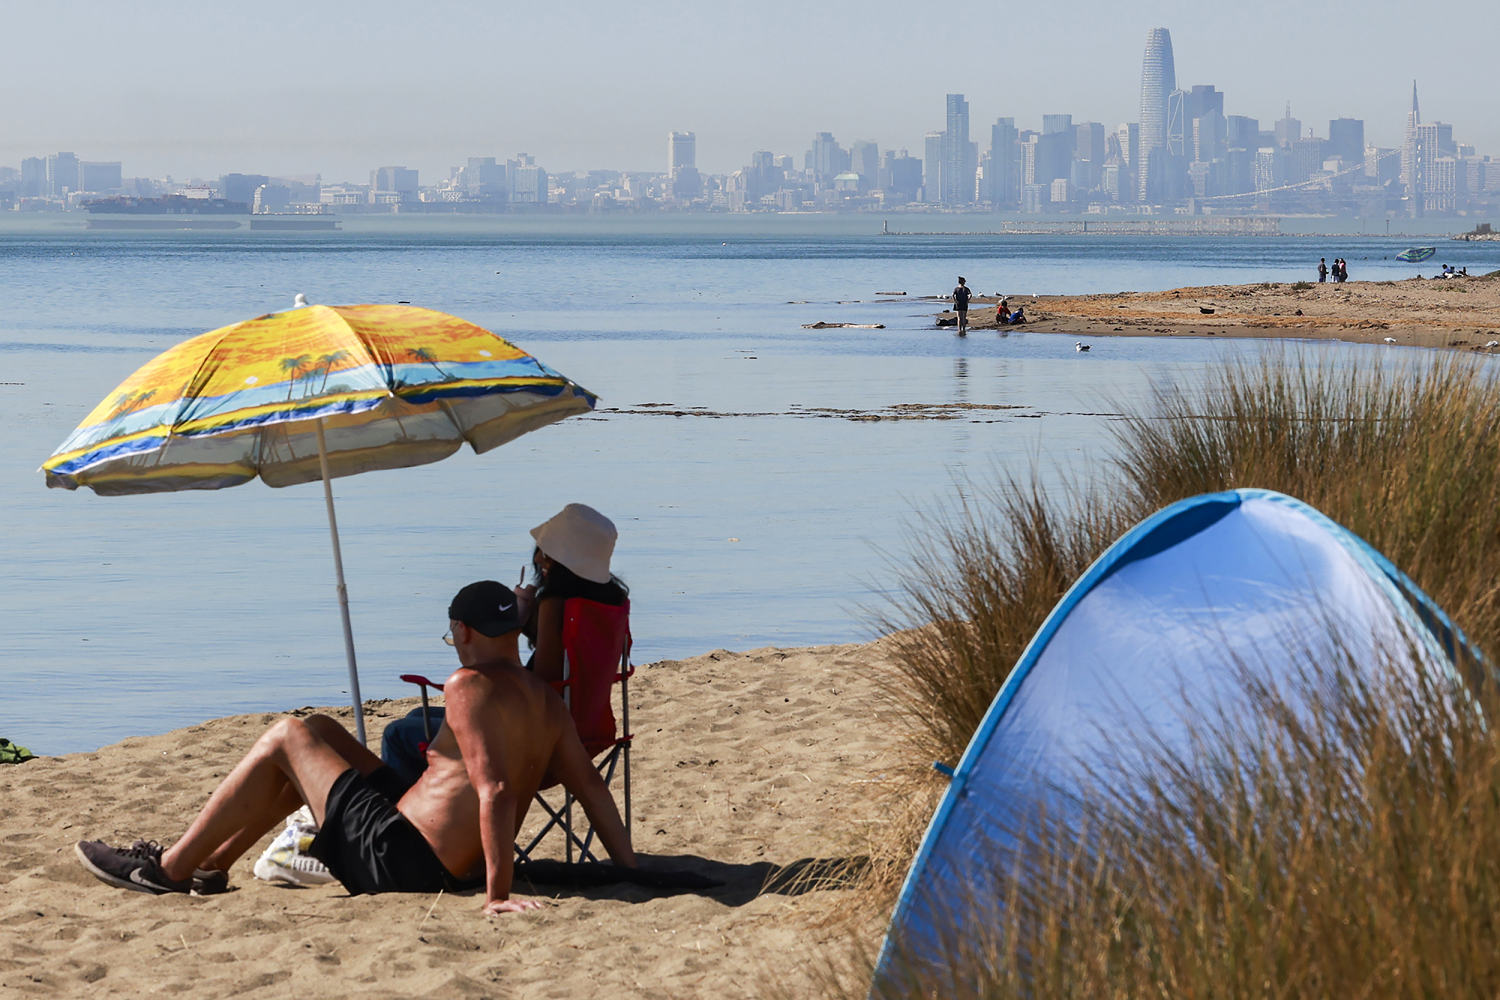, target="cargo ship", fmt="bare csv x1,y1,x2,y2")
82,196,339,231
